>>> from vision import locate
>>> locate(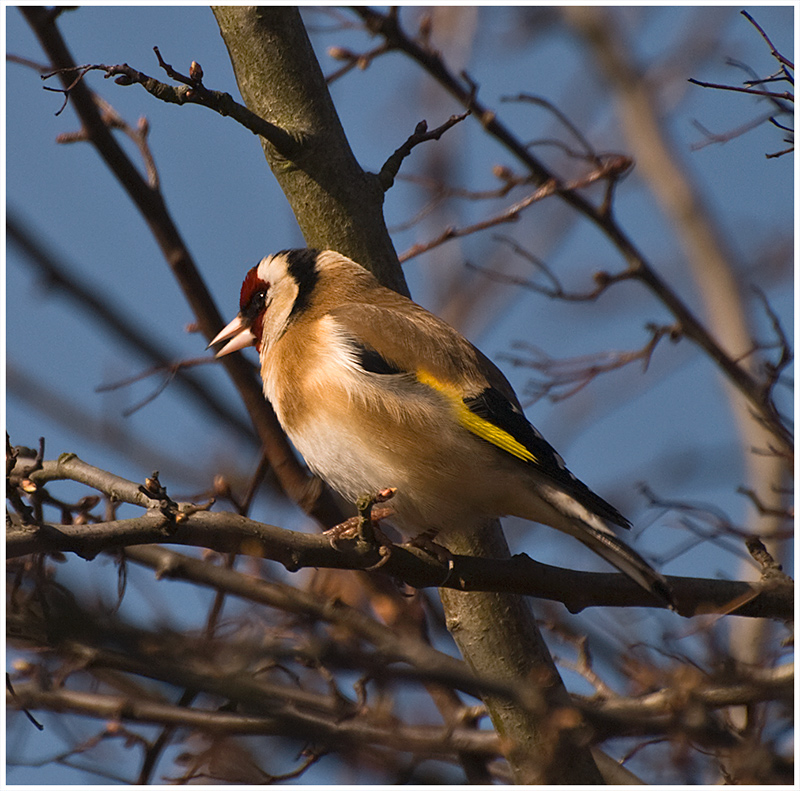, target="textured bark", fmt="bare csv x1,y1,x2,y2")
211,8,604,783
440,520,604,784
211,6,409,296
